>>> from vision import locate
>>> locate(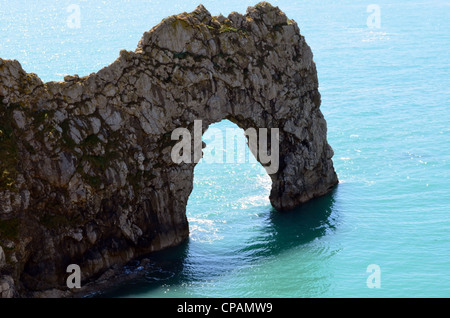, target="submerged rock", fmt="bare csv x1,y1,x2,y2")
0,2,338,297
